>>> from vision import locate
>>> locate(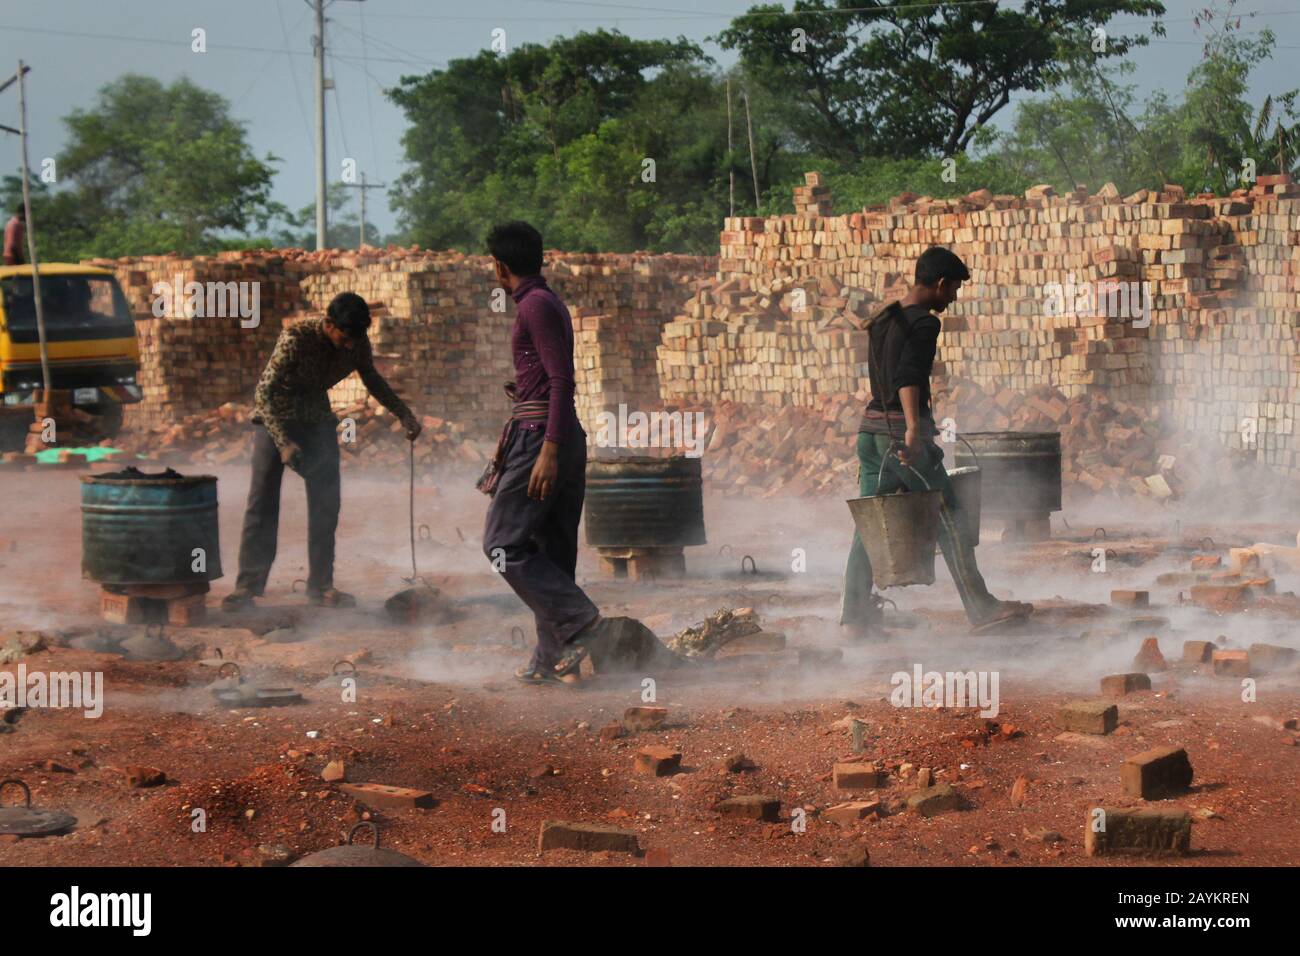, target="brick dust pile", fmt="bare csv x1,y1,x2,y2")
1,176,1298,868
